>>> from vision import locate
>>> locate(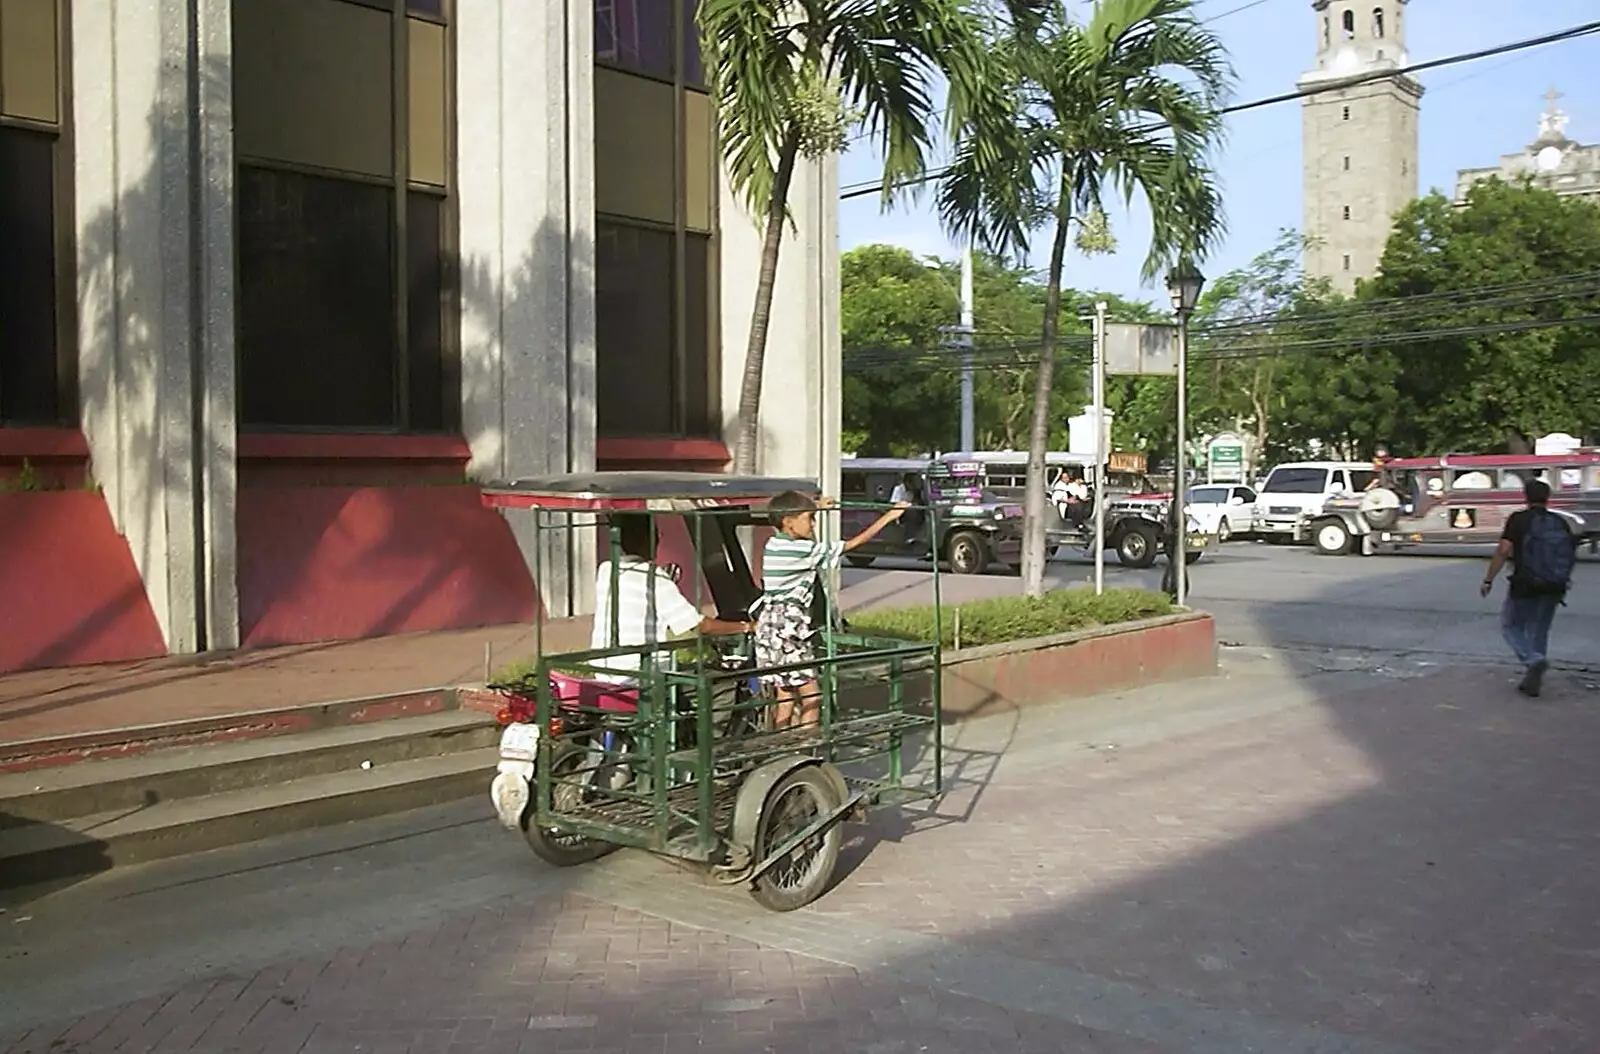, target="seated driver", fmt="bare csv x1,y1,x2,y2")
590,514,752,683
